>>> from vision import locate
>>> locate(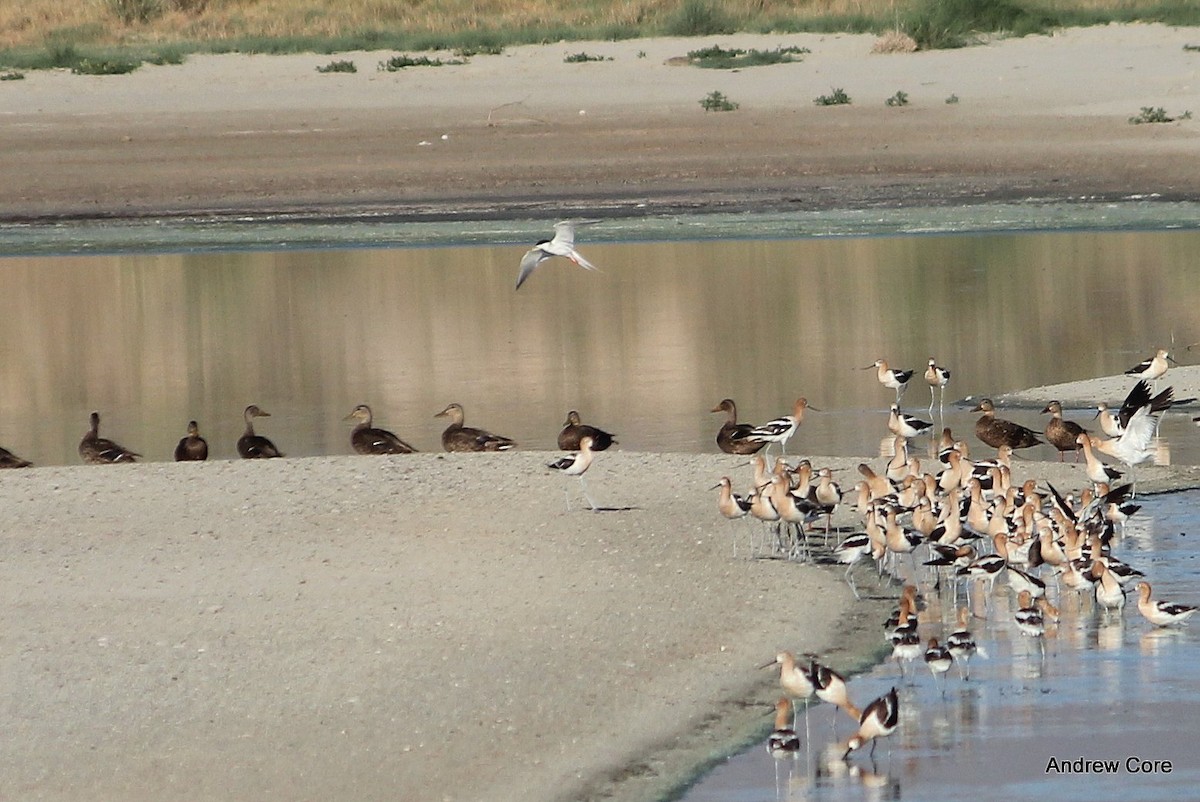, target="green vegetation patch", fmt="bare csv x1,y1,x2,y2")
377,53,465,71
317,59,357,73
885,90,909,106
0,71,25,80
1129,106,1192,124
814,87,851,106
563,52,612,63
686,44,808,69
699,90,738,111
903,0,1060,49
71,57,141,75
